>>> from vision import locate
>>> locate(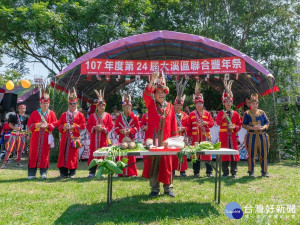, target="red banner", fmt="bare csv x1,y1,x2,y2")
80,57,246,75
